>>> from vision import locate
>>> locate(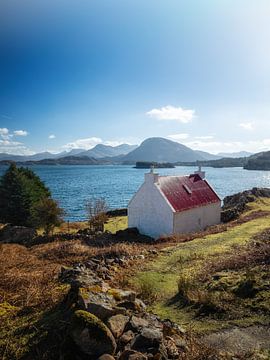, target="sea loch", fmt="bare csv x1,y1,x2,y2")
0,165,269,221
